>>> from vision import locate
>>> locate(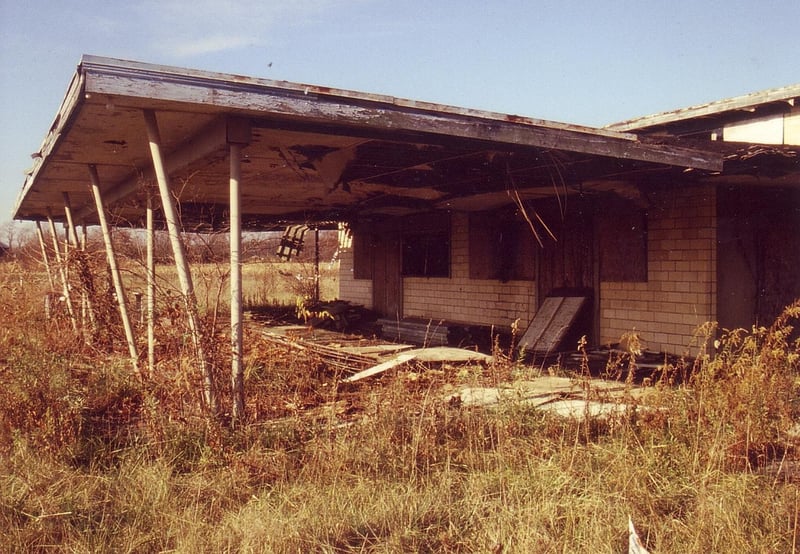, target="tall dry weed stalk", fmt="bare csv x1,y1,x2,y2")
688,300,800,471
